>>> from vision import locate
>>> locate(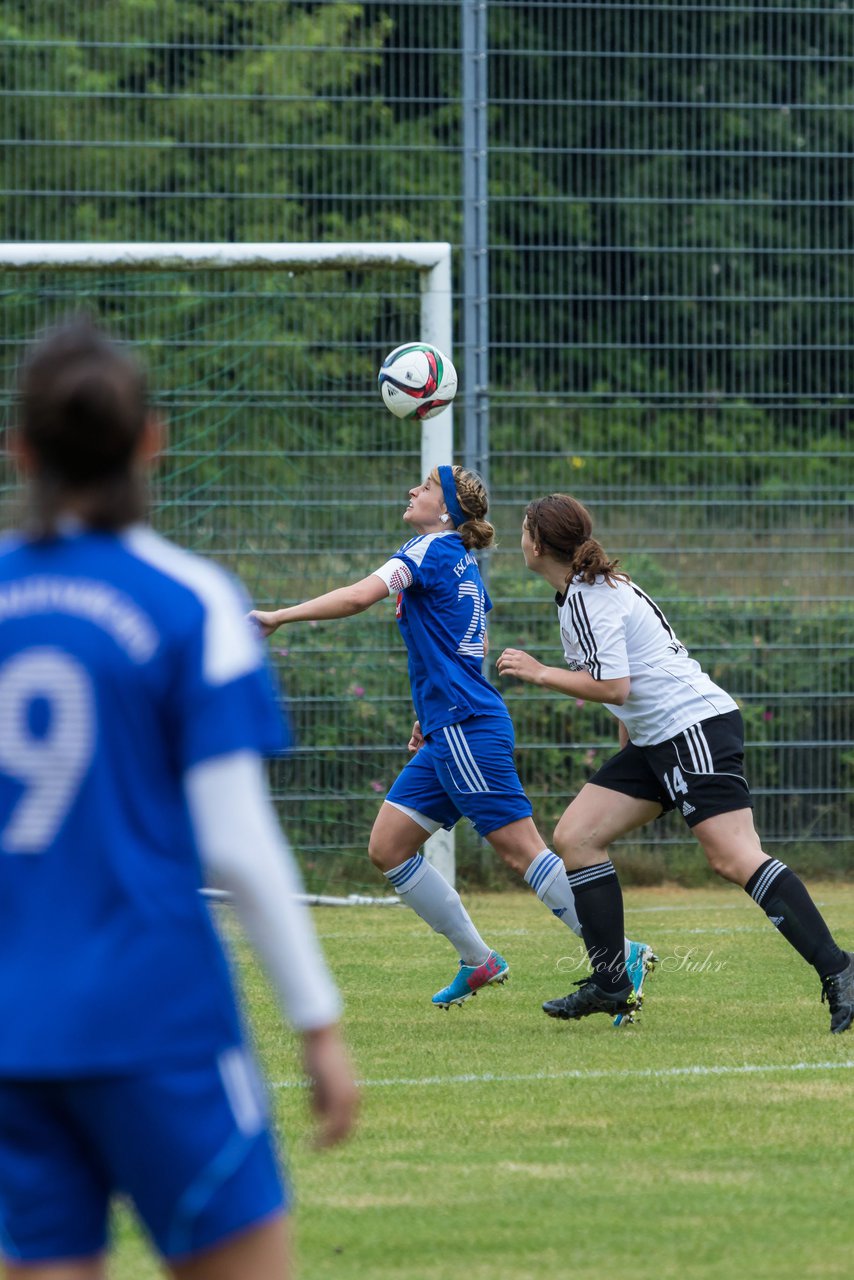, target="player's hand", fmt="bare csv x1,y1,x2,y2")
248,609,280,639
301,1024,359,1150
496,647,544,685
407,720,425,753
